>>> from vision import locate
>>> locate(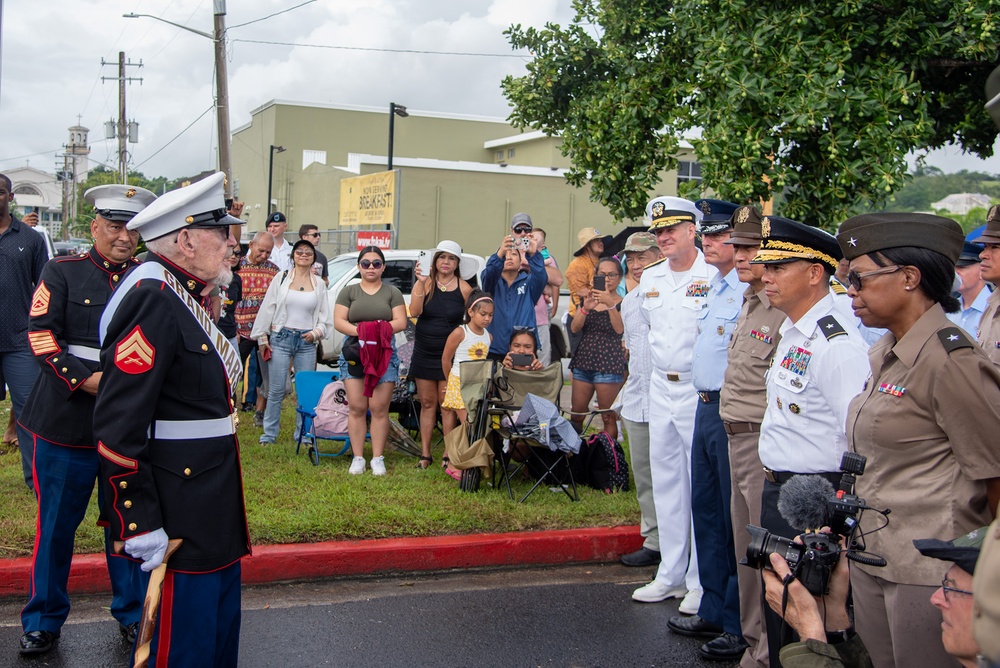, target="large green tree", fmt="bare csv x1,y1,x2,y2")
502,0,1000,228
70,167,173,237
